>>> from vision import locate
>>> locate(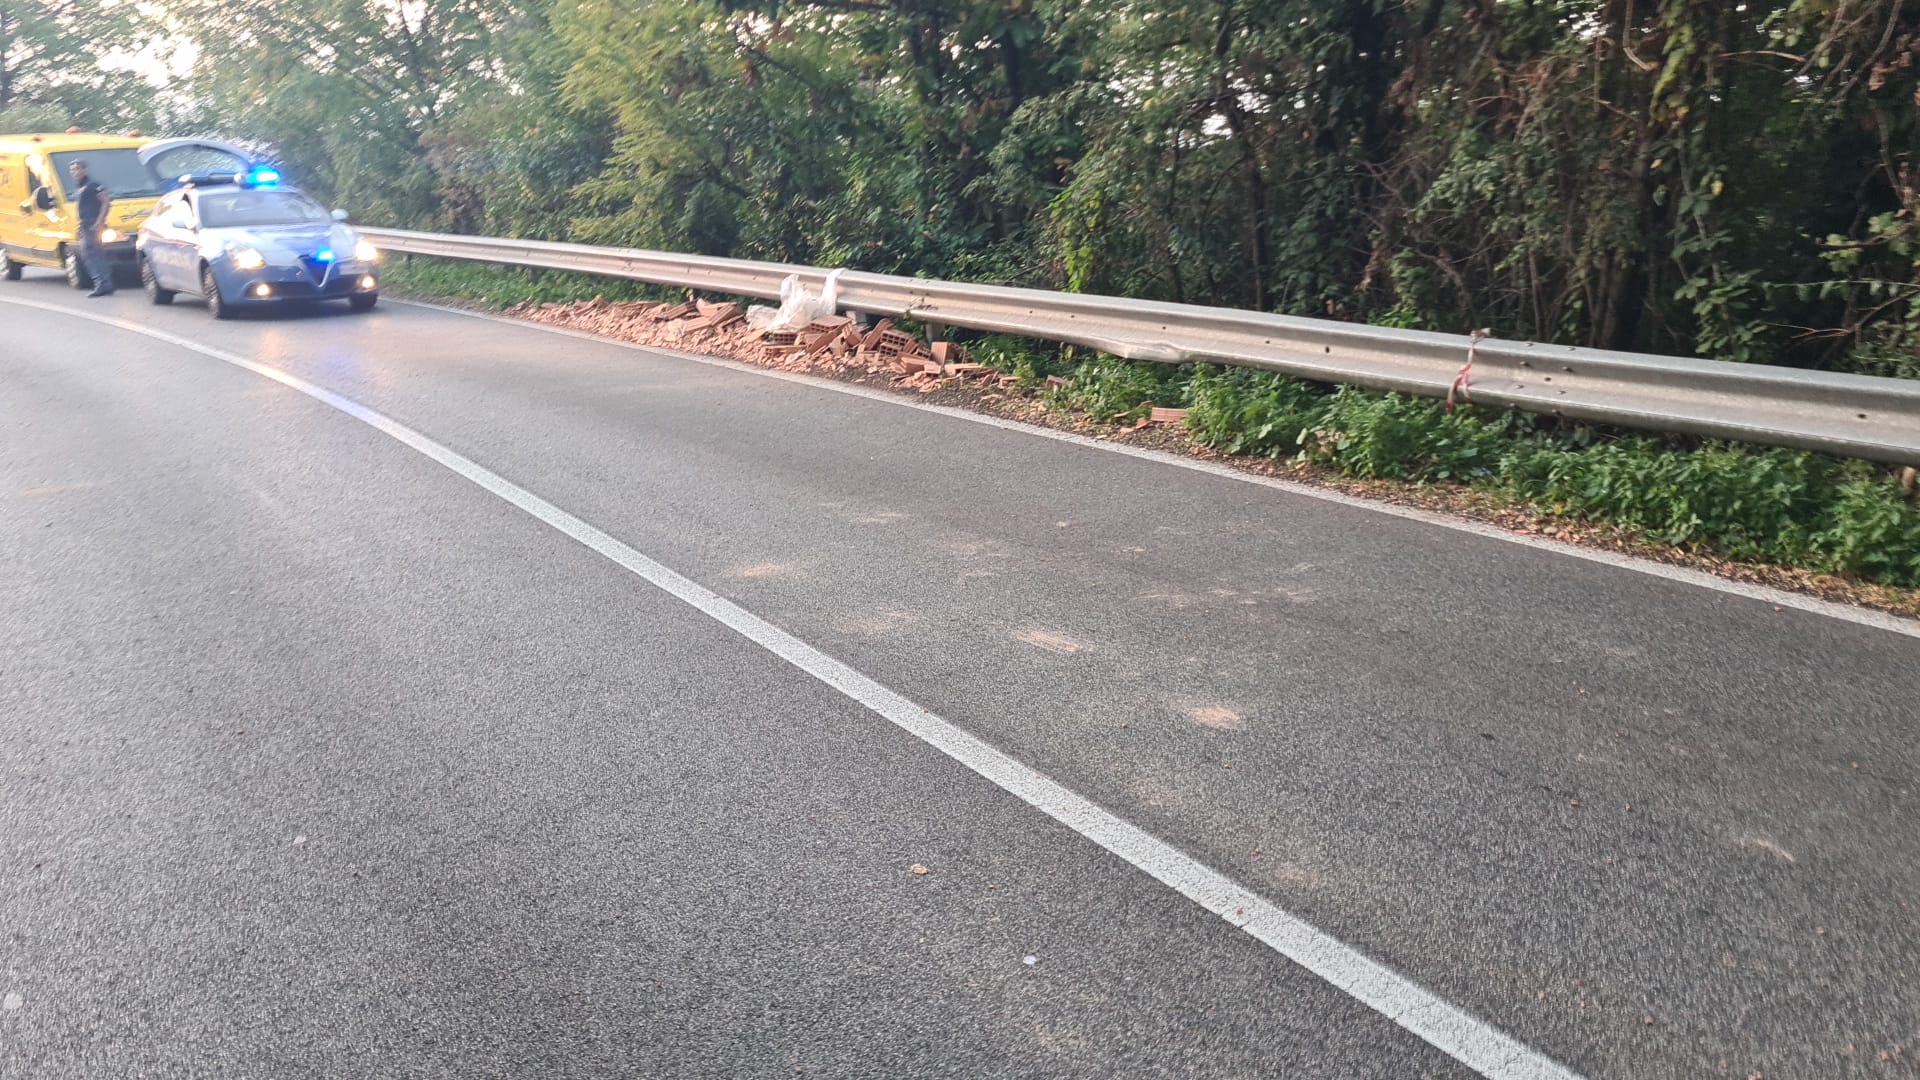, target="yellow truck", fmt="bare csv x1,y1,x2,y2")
0,131,252,289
